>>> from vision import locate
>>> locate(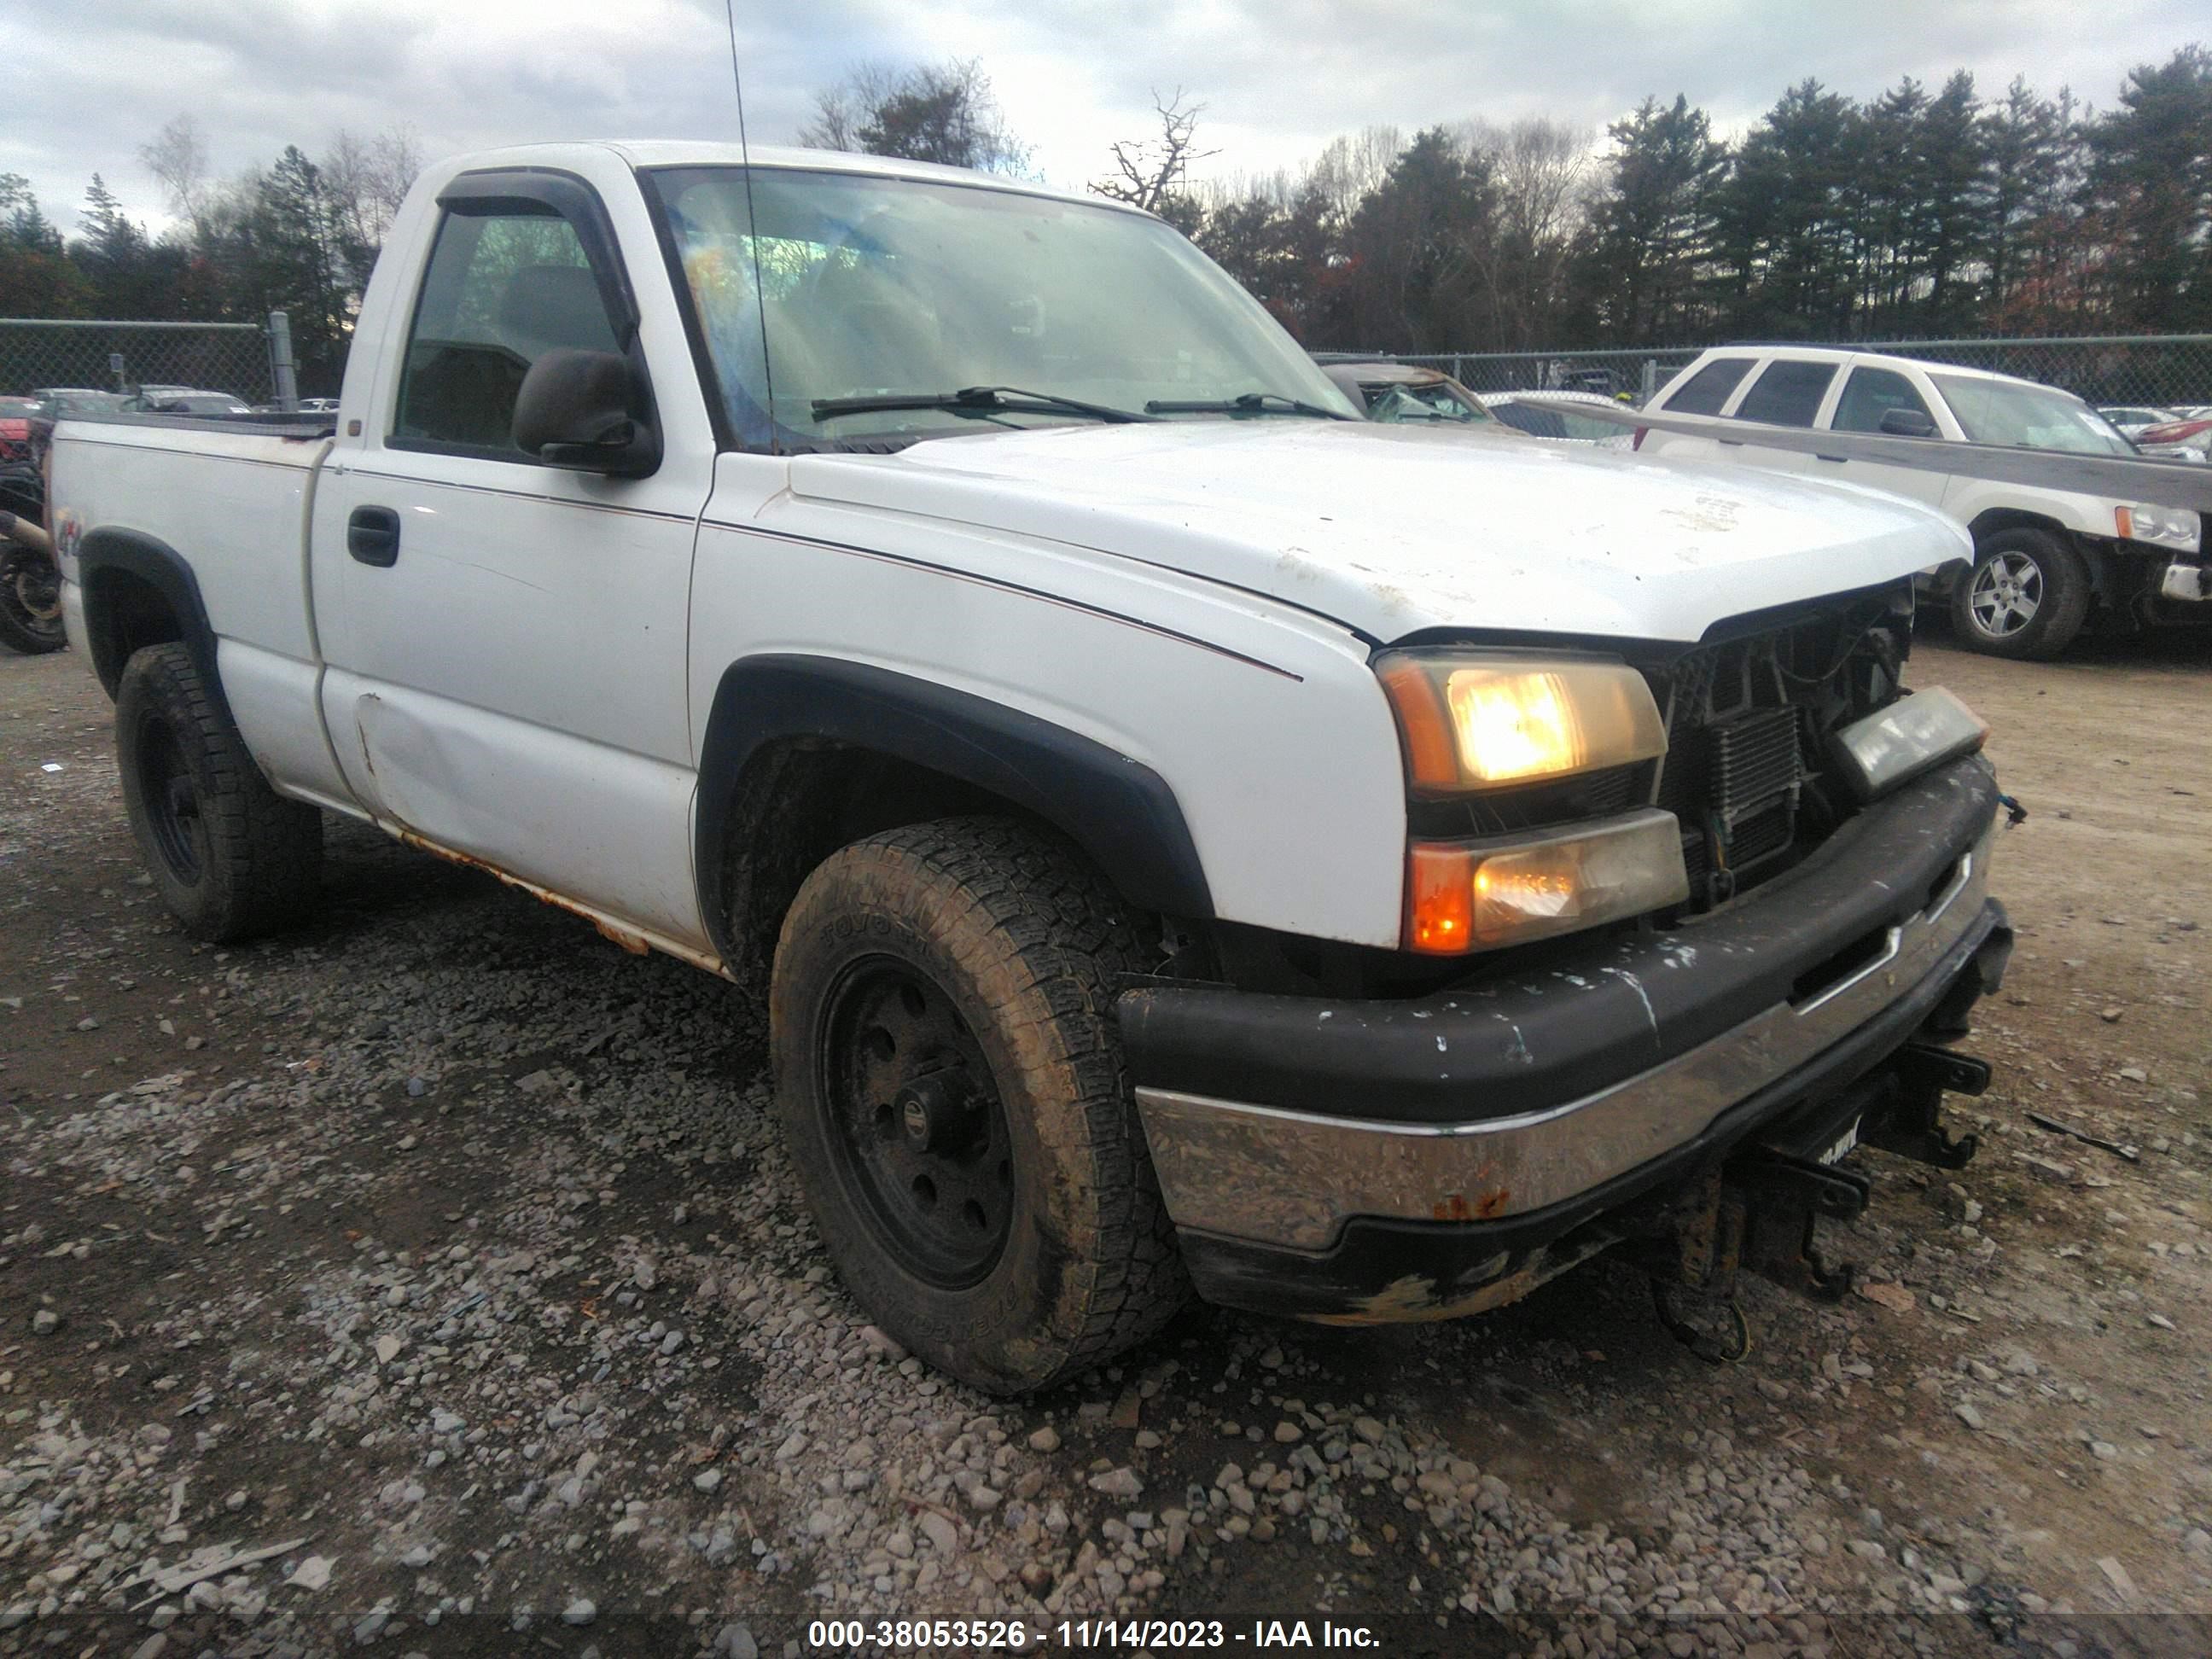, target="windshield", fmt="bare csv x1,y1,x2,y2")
1366,381,1491,424
651,166,1359,449
1931,375,2134,455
